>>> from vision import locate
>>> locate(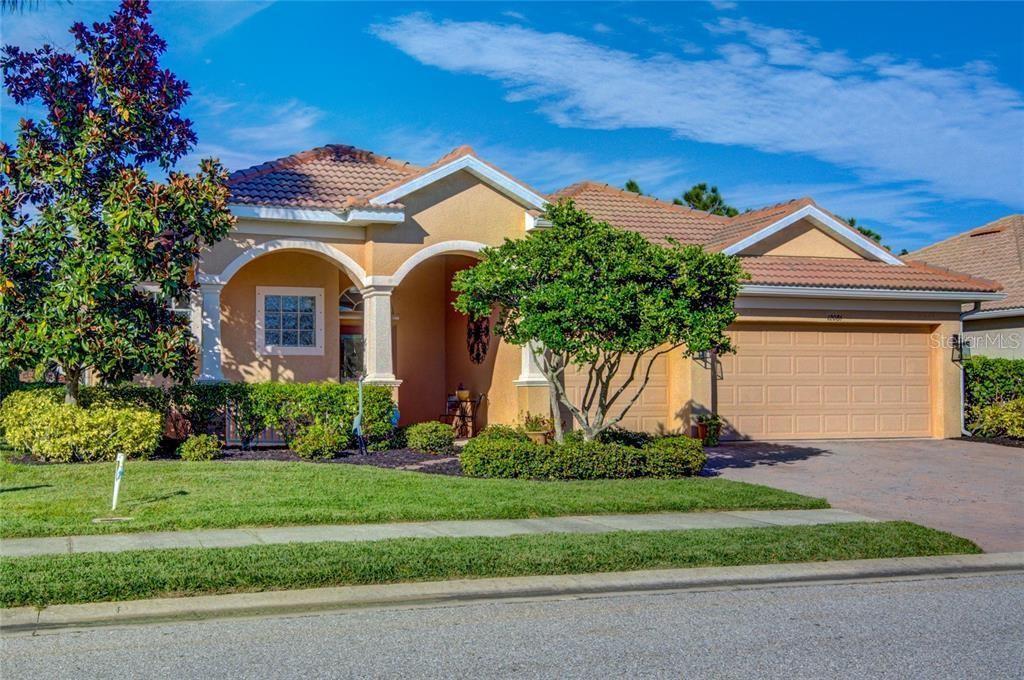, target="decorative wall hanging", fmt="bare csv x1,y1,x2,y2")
467,317,490,364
